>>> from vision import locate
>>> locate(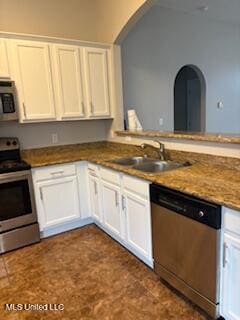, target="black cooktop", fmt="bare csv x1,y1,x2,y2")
0,138,31,174
0,159,31,174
